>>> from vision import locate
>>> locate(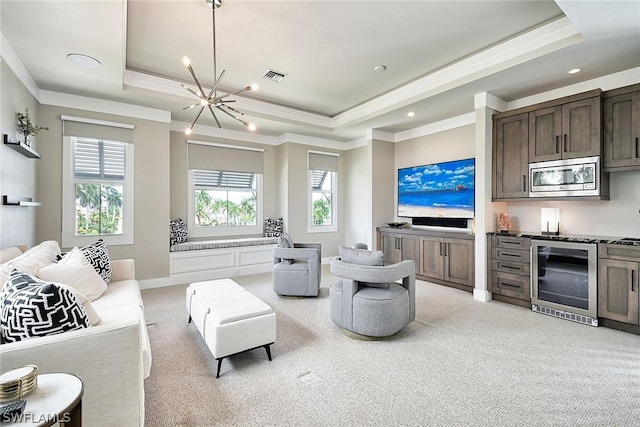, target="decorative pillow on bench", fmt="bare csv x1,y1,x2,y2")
0,270,95,344
170,218,188,246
